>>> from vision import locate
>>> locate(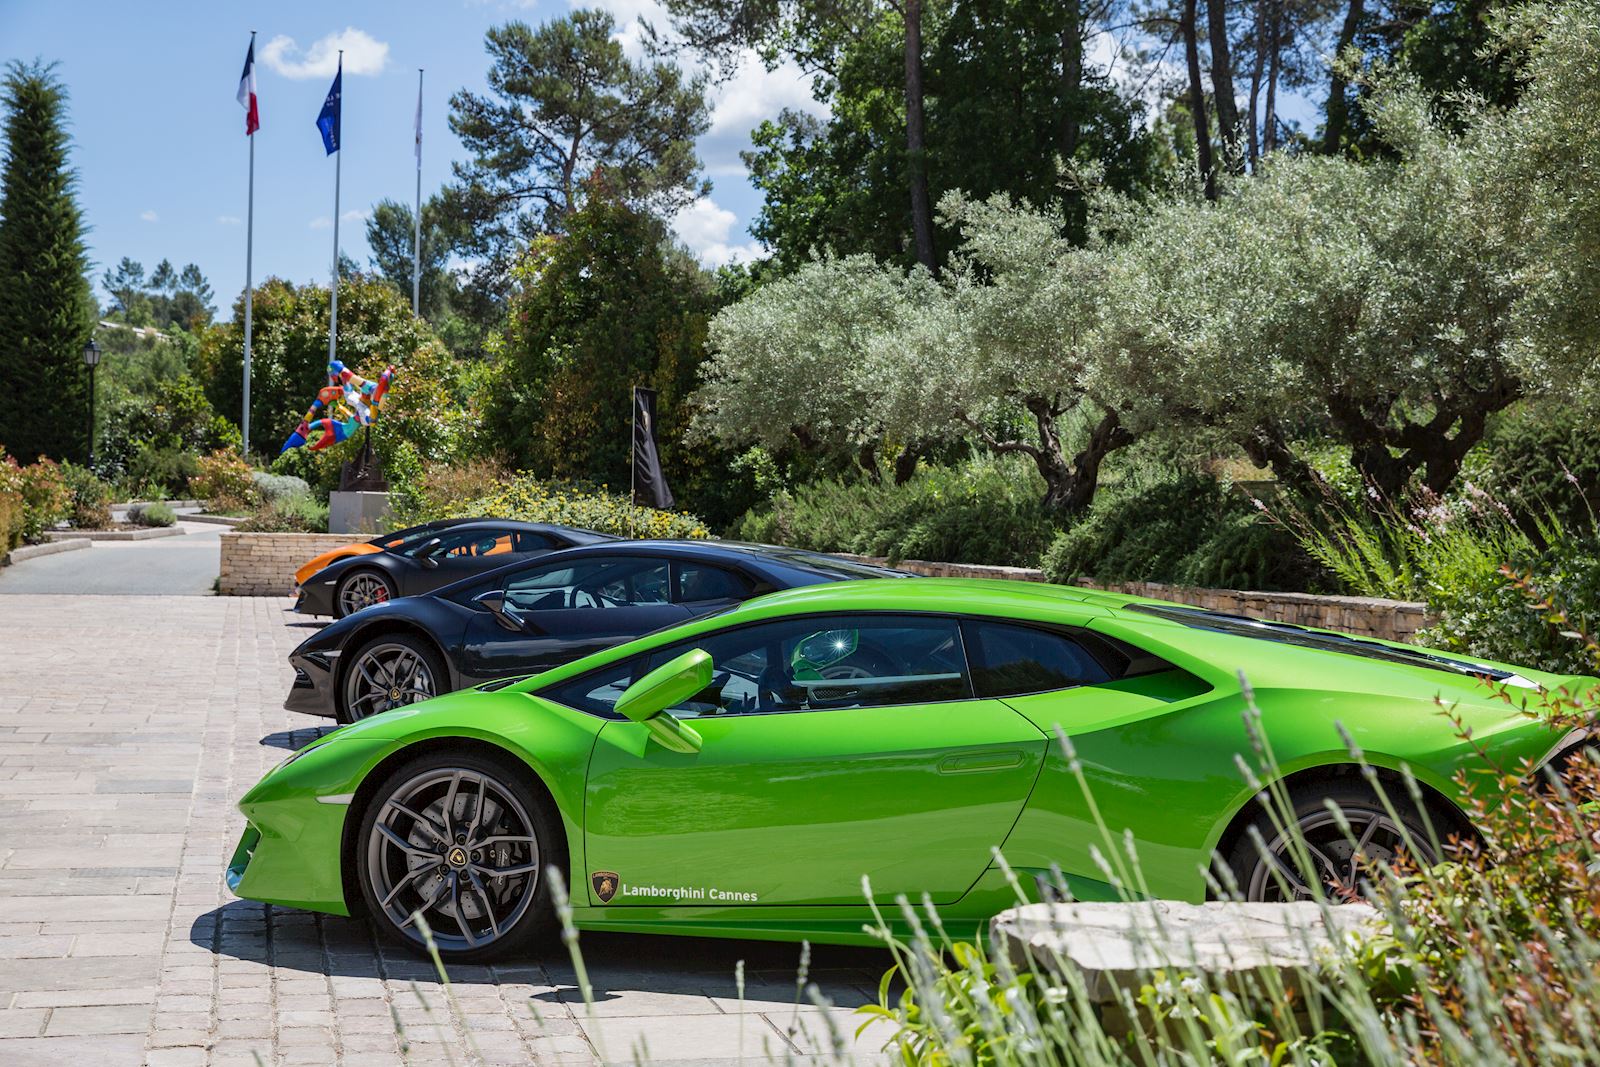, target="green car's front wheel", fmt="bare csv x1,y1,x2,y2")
356,750,562,961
